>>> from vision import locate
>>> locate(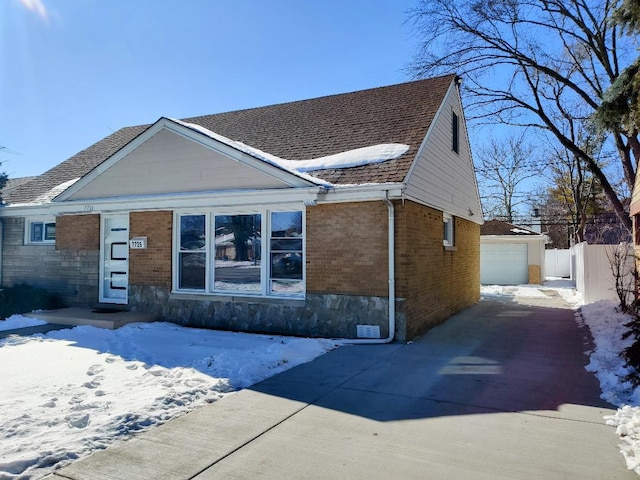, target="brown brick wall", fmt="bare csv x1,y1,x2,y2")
129,211,172,288
395,201,480,340
306,202,388,296
56,214,100,250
